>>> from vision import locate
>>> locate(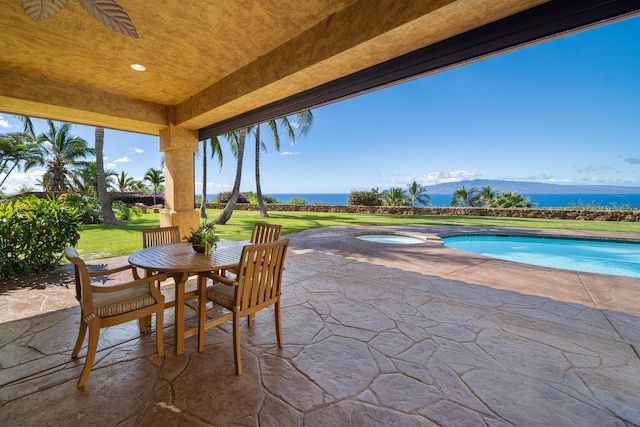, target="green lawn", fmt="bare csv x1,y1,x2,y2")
77,209,640,259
